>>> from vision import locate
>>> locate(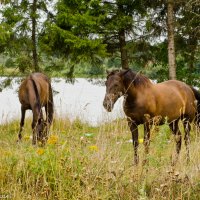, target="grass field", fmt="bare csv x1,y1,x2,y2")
1,117,200,199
